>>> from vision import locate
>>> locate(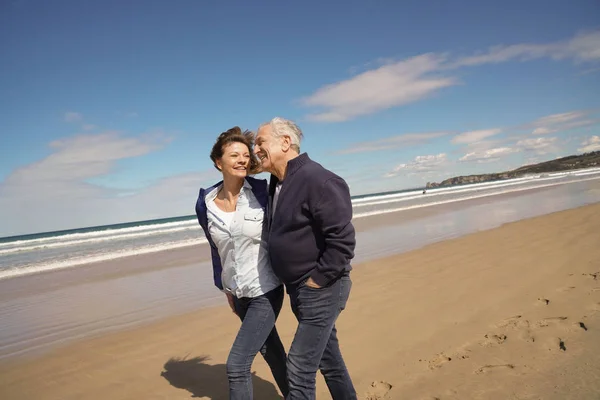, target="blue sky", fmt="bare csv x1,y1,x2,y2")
1,0,599,236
